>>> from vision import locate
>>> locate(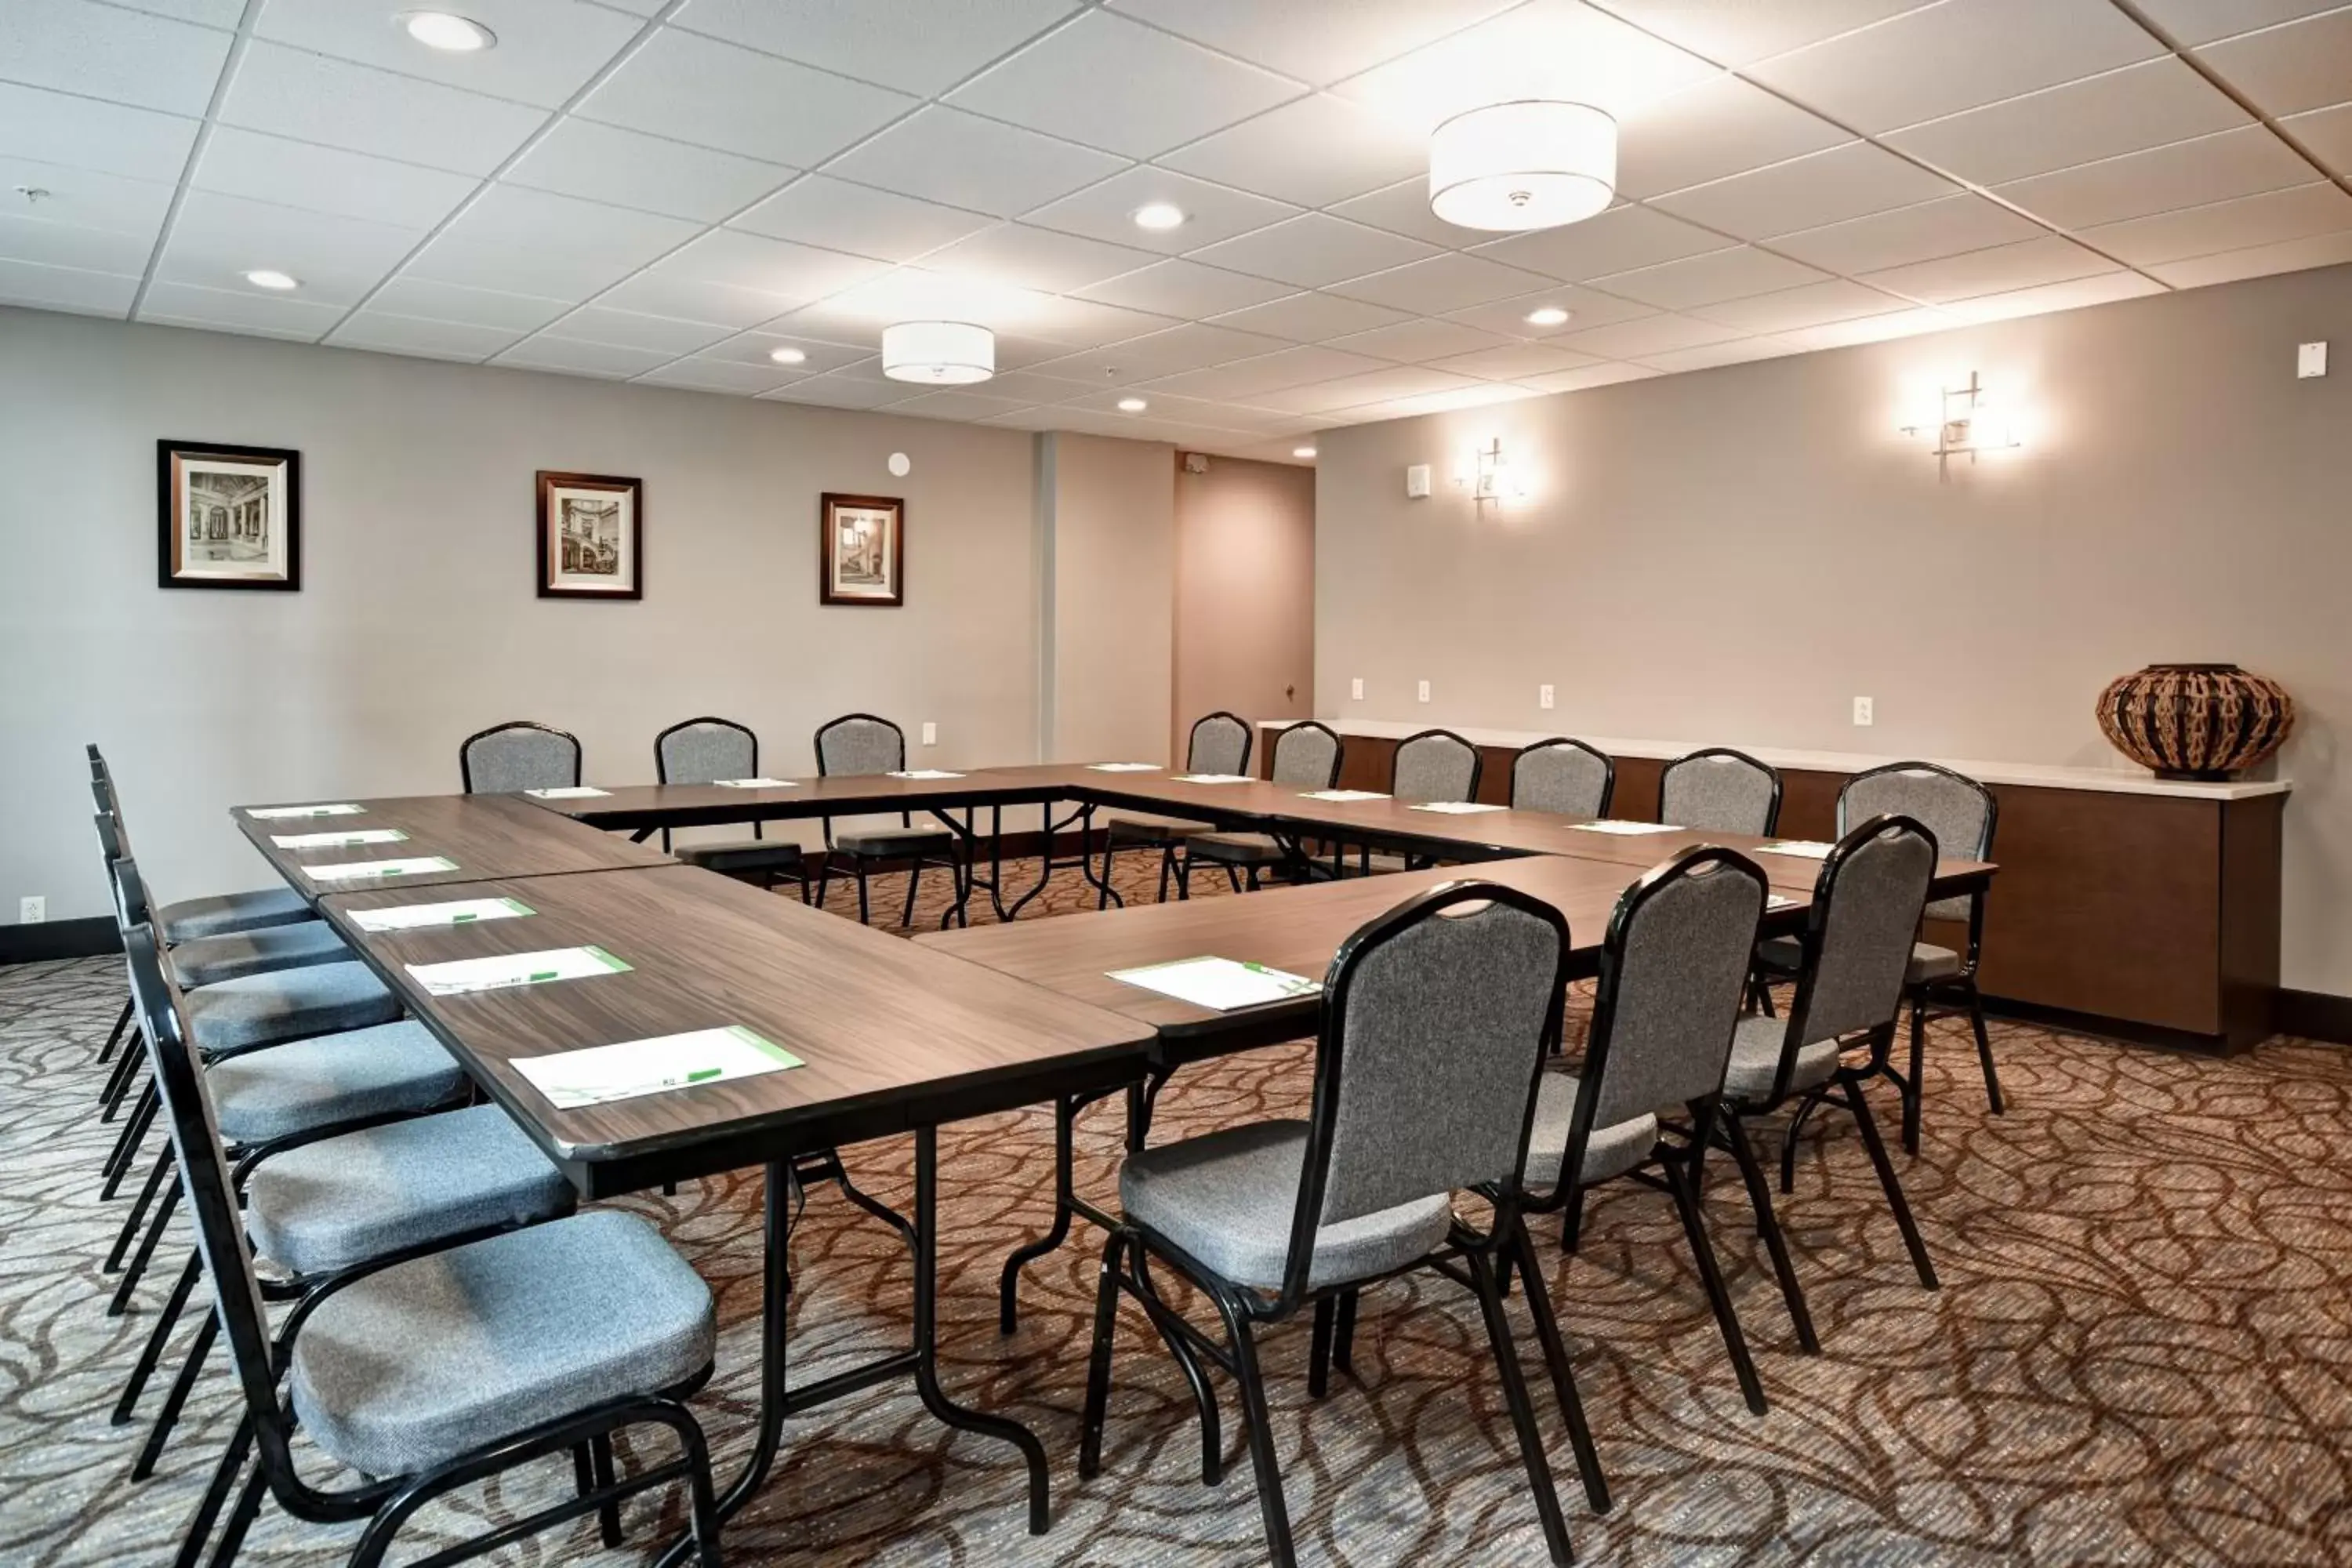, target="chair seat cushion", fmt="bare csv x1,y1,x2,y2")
833,826,954,856
673,840,803,877
209,1020,464,1146
169,920,350,989
1522,1073,1658,1189
157,885,312,945
1755,935,1801,972
184,960,401,1058
1722,1014,1841,1105
290,1210,713,1479
1102,811,1211,841
1907,942,1962,982
1120,1120,1453,1292
1186,831,1285,866
249,1103,575,1279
